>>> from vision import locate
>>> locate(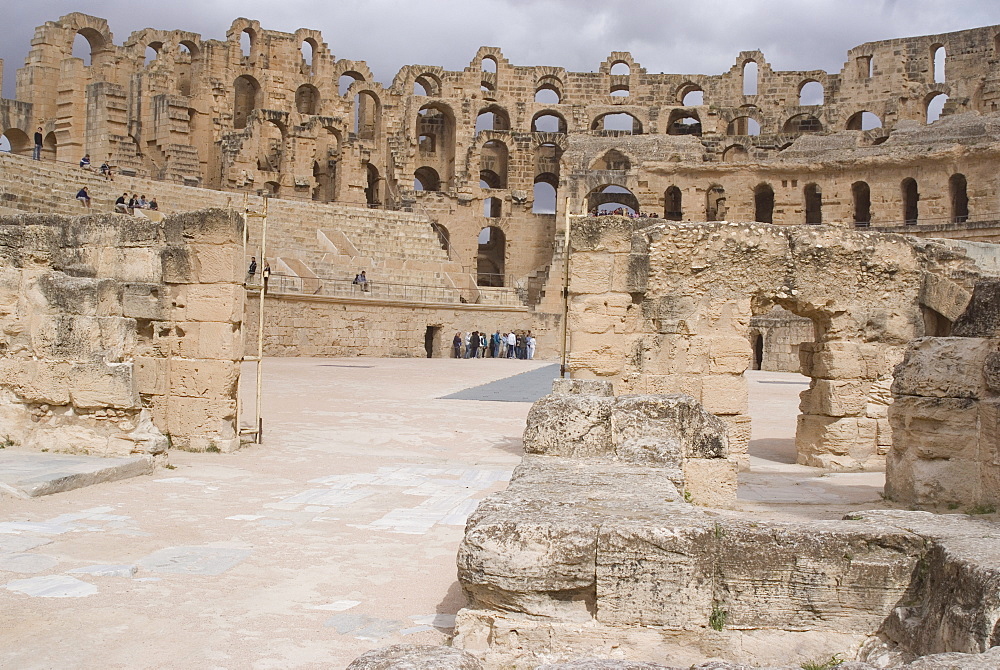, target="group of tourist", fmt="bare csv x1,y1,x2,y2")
80,153,116,181
592,208,661,219
453,330,536,360
114,192,159,214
